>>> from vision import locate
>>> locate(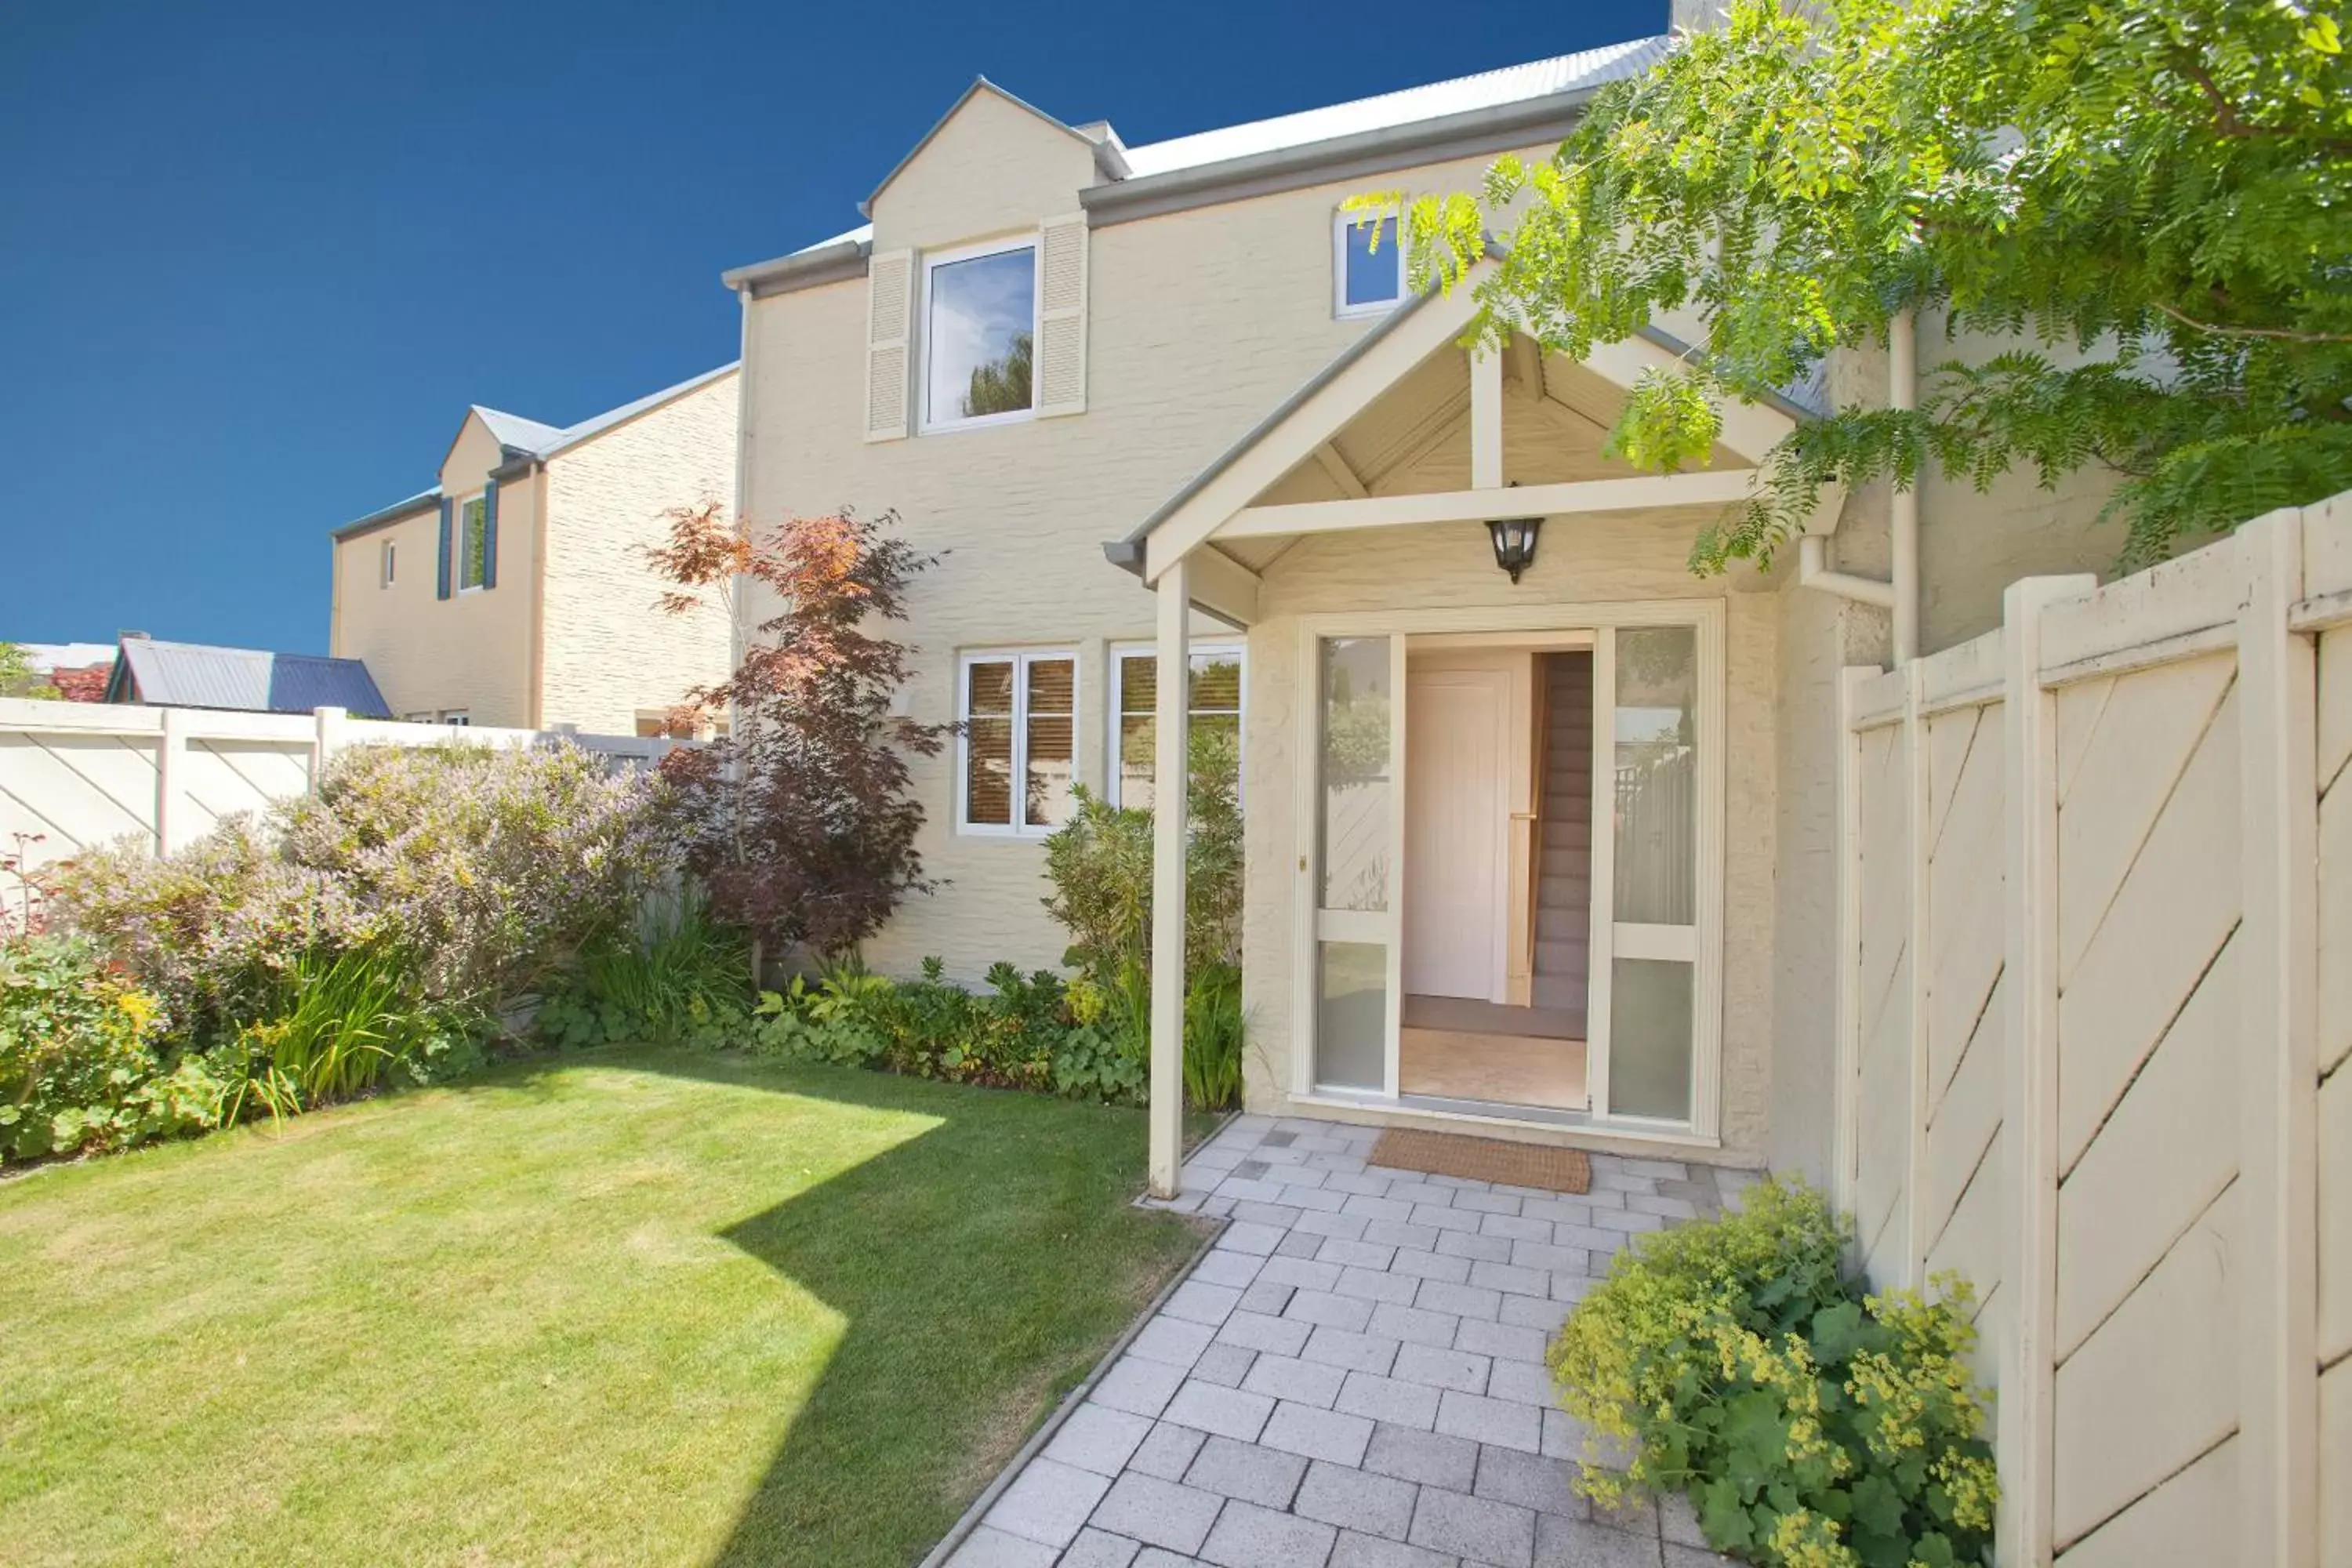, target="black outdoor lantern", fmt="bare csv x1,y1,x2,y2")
1486,515,1543,583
